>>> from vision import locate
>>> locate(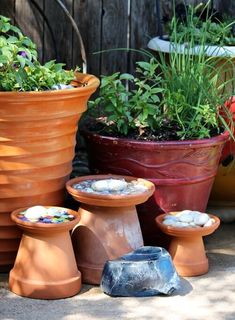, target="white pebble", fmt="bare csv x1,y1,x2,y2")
178,212,195,223
24,206,48,221
194,213,210,226
91,179,127,192
204,218,215,227
163,219,177,226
